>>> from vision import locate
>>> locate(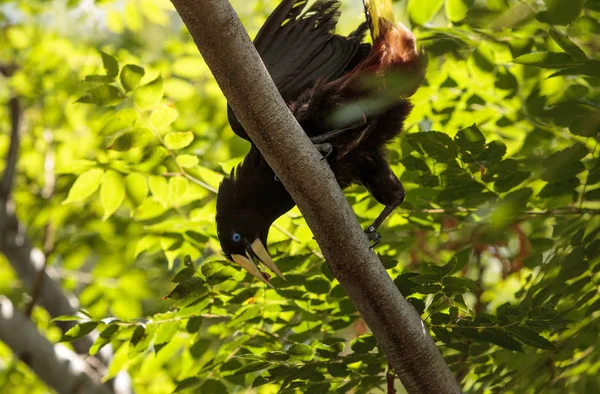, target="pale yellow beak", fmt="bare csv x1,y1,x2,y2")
250,239,286,280
231,252,274,288
230,239,285,286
